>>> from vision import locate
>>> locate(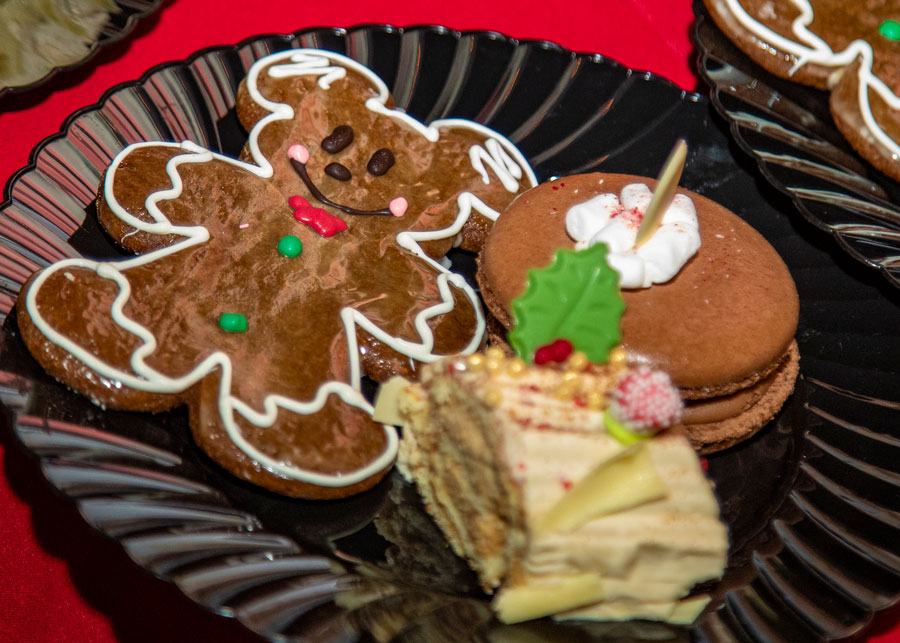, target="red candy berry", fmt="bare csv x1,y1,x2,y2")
610,368,682,432
534,338,573,365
